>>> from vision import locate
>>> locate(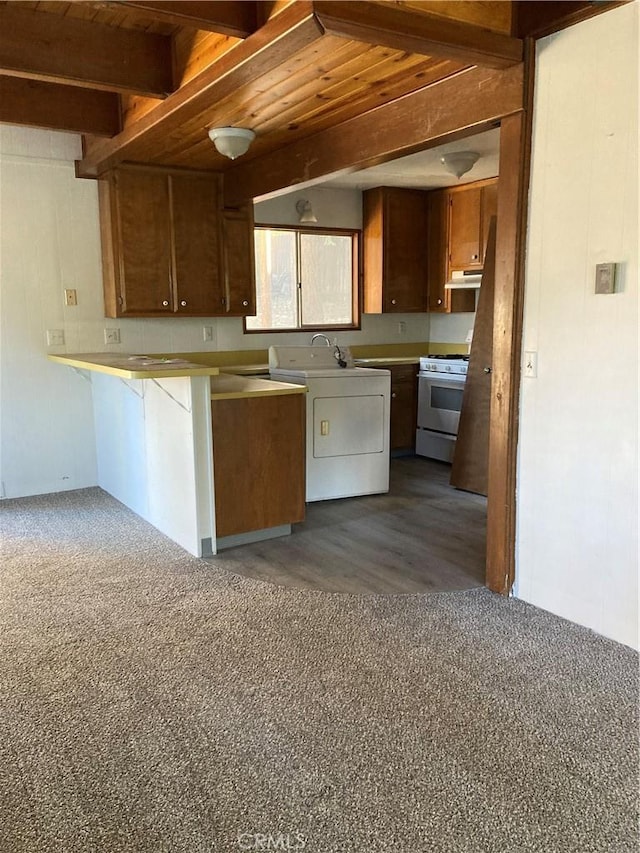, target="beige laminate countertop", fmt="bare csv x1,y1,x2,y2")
48,353,221,379
220,364,270,376
210,373,307,401
354,356,421,366
222,358,422,373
